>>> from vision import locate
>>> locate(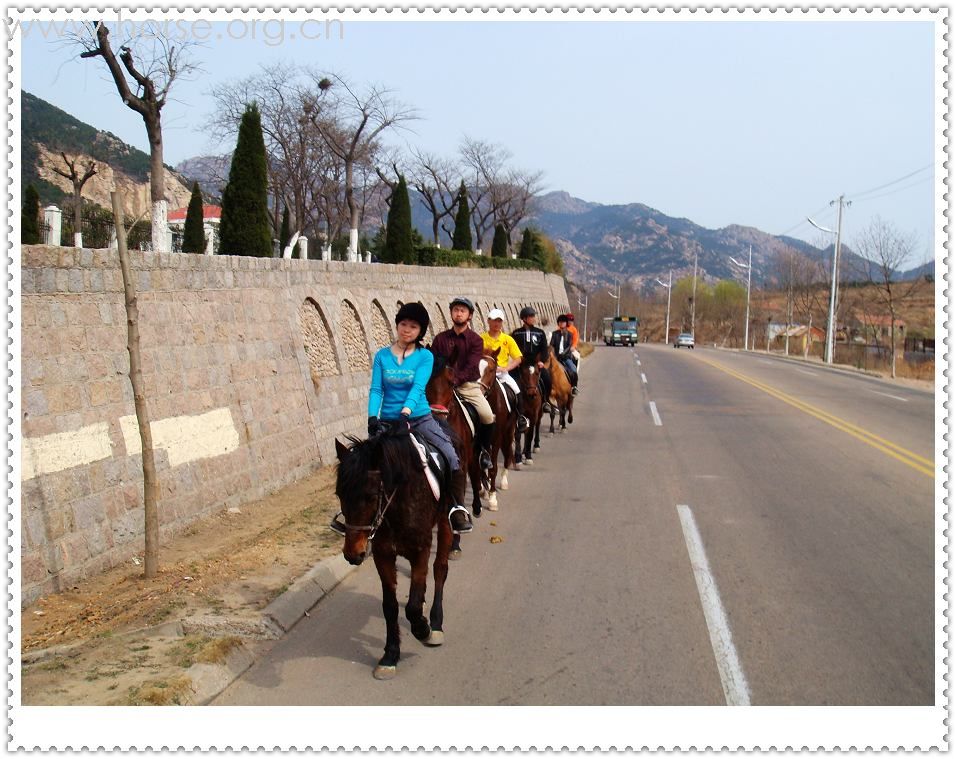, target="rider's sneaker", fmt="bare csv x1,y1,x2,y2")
517,415,529,432
479,448,493,470
448,505,473,534
571,387,579,396
329,514,347,536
